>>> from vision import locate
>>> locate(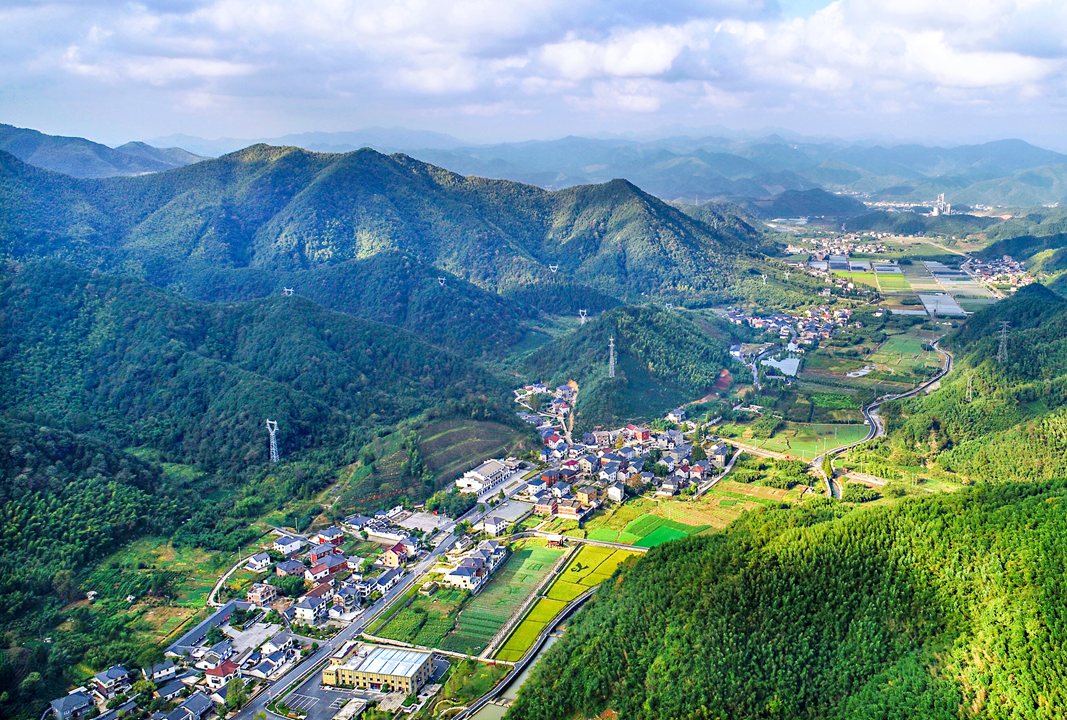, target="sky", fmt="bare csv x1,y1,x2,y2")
2,0,1066,148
